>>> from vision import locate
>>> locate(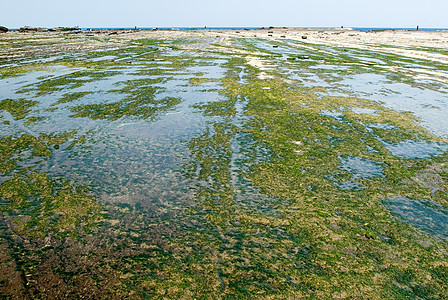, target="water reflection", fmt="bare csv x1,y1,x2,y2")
383,196,448,240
